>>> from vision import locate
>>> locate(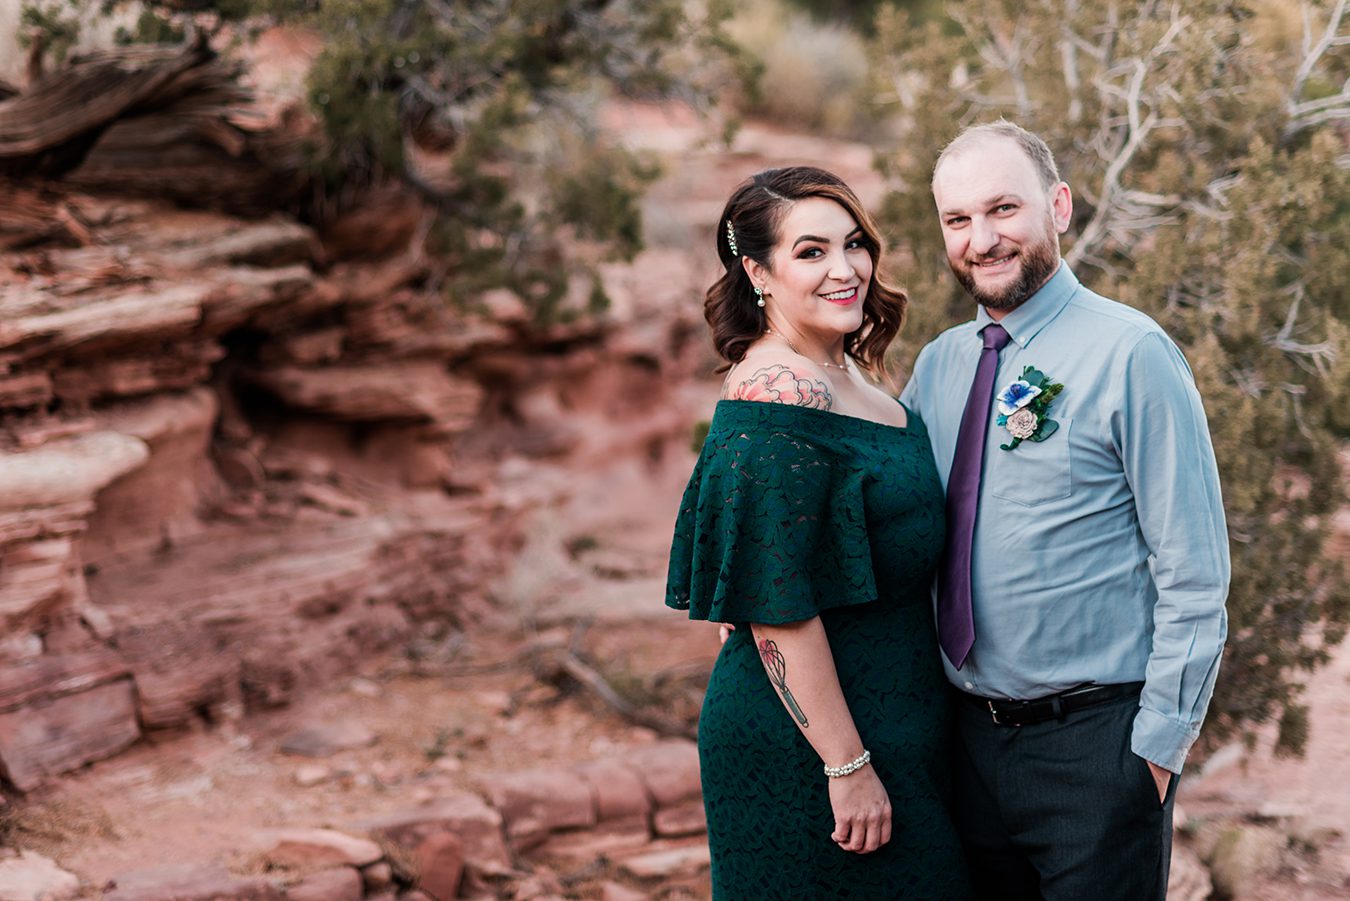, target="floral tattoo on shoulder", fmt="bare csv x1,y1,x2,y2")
725,364,832,409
